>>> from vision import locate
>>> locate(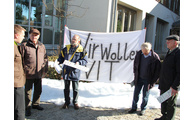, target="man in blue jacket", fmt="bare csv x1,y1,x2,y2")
57,34,88,110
